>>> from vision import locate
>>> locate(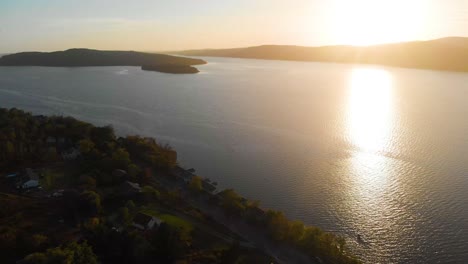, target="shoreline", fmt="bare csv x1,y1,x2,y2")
0,108,360,264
